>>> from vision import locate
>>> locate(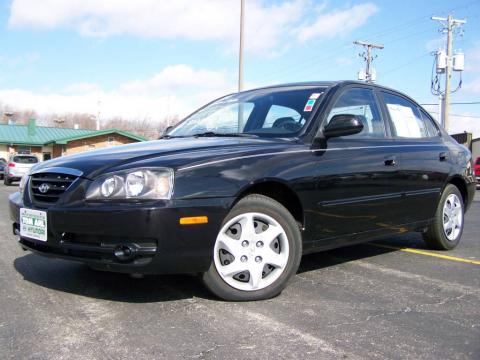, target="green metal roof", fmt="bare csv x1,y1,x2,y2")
0,124,146,146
